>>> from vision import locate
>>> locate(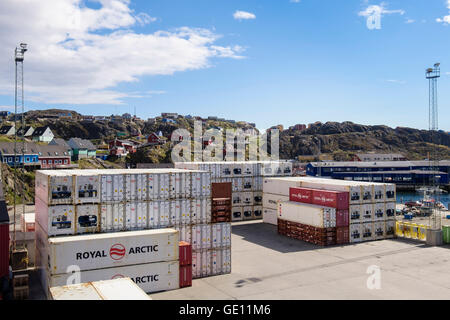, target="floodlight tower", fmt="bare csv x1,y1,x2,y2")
425,63,443,244
12,43,27,250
